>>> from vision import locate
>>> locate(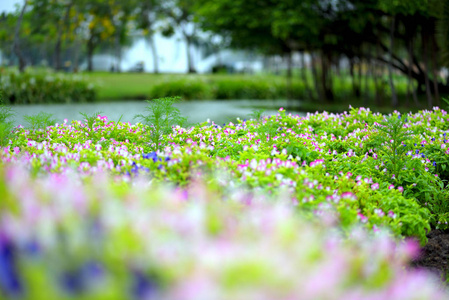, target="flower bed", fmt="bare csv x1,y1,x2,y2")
1,105,449,298
0,165,447,299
